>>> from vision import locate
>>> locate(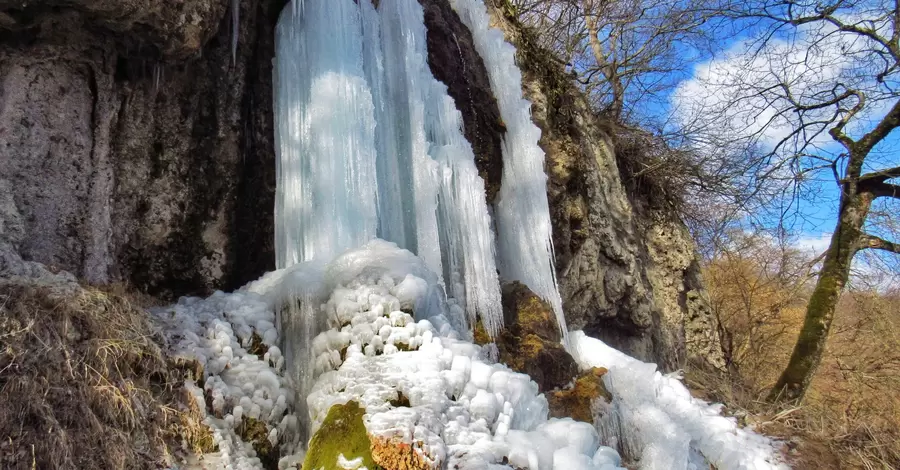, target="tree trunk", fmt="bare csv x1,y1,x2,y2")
768,188,873,402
